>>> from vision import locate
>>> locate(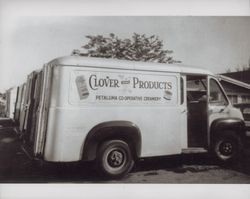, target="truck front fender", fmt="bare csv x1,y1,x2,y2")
210,118,246,140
